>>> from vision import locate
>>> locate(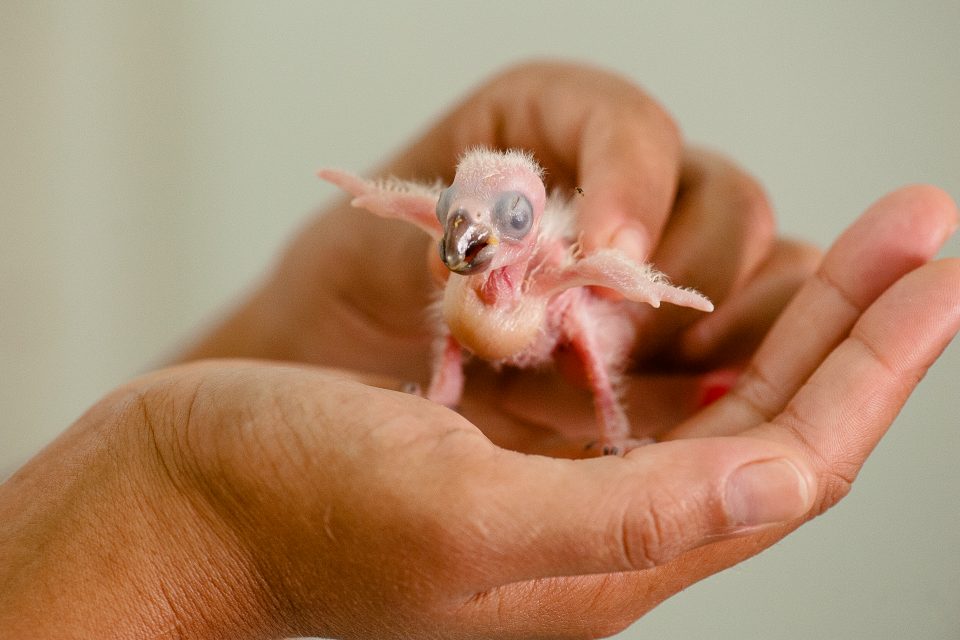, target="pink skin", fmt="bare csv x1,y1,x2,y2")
319,149,712,454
